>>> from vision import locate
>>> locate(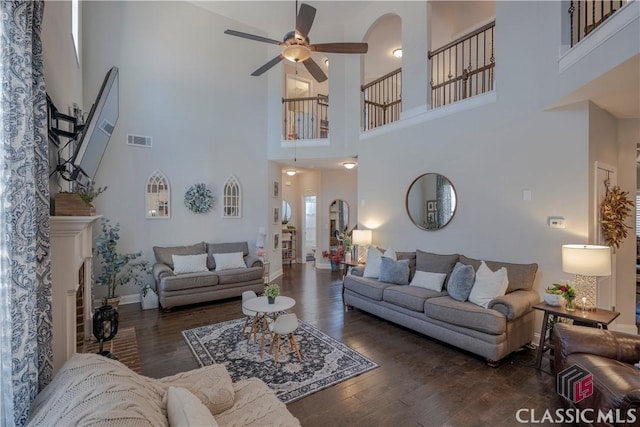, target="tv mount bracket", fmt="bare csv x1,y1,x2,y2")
47,94,85,148
47,94,86,181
